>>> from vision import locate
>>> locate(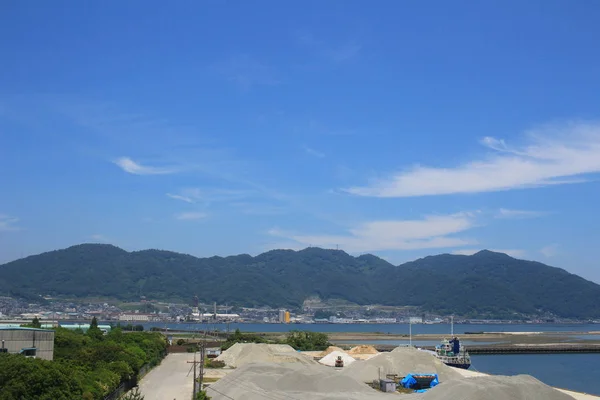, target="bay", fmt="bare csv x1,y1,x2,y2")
141,322,600,335
471,354,600,396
